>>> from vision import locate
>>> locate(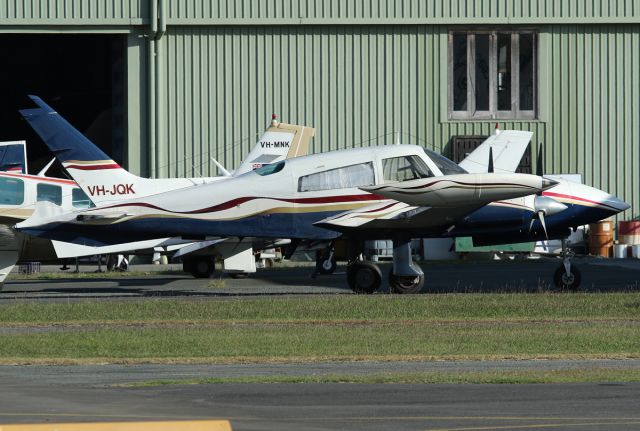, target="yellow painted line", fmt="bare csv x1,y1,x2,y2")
0,420,232,431
426,420,640,430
